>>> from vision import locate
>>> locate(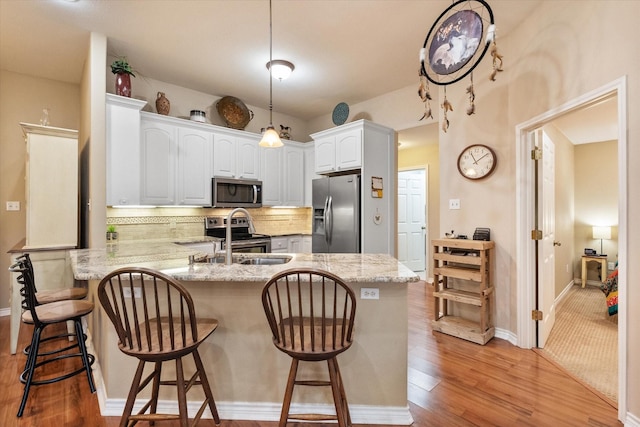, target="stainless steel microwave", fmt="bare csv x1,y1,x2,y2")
211,177,262,208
